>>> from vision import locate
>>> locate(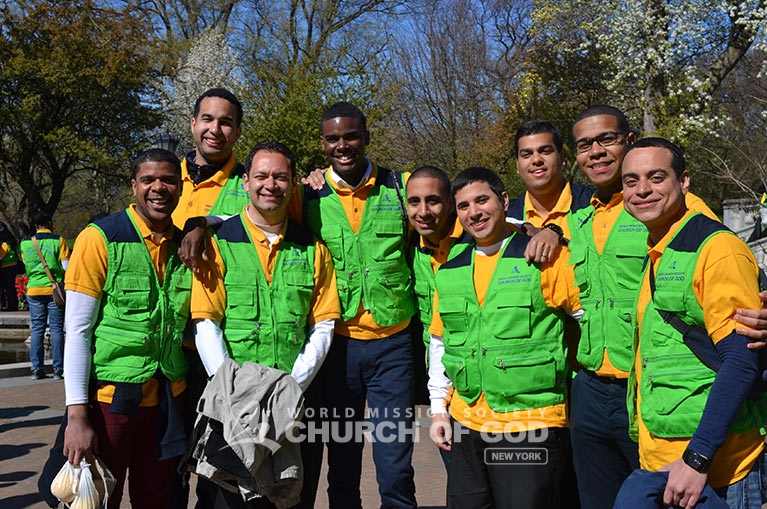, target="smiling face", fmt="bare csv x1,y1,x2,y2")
454,180,509,247
132,161,181,233
320,116,370,184
406,176,454,245
573,114,634,196
622,146,689,243
190,96,242,166
243,150,295,224
516,132,566,196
